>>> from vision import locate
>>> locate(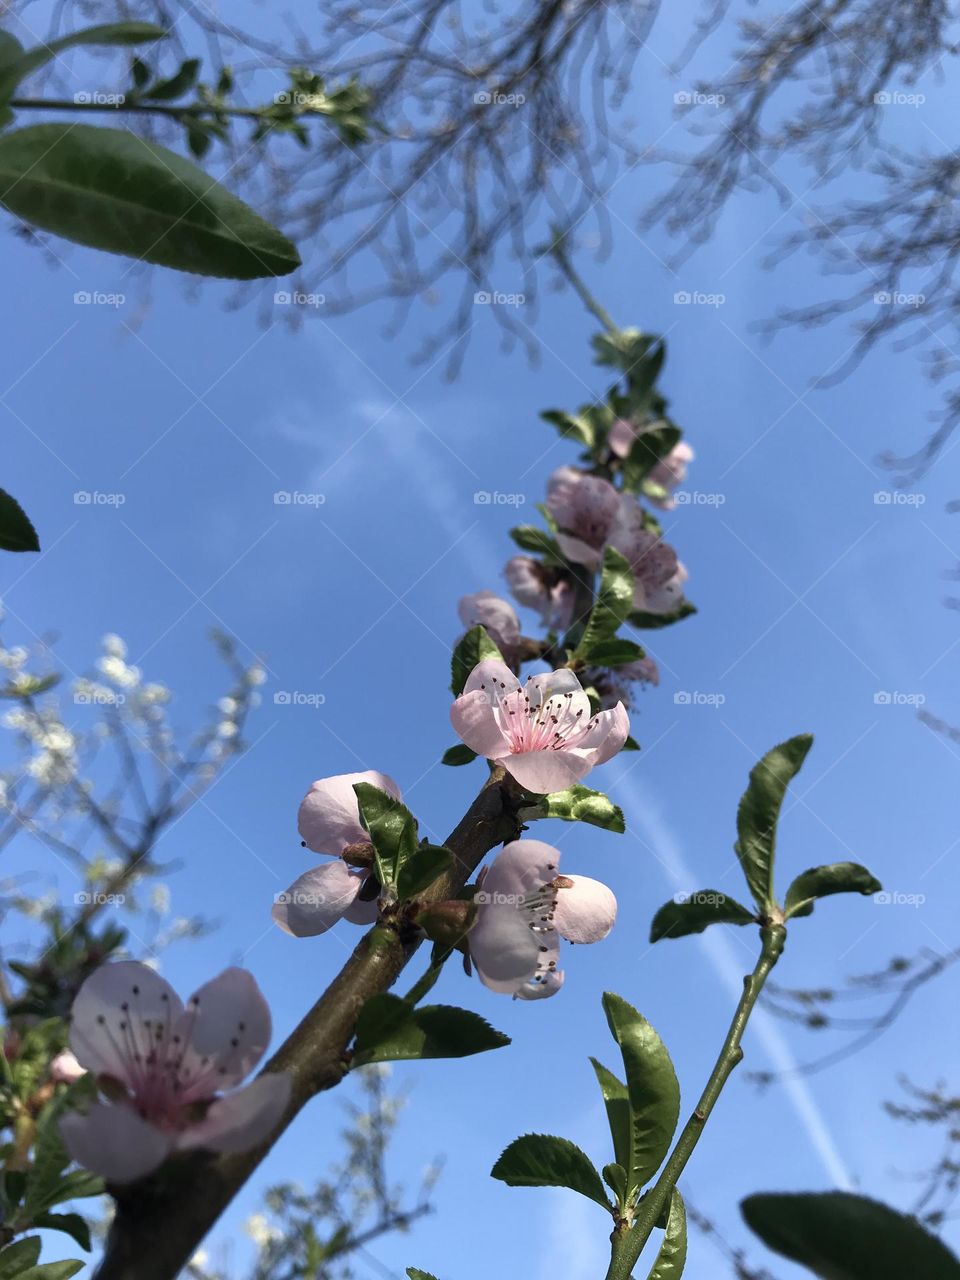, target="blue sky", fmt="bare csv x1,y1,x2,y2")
3,2,960,1277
